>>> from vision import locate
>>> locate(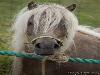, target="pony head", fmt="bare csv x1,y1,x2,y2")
12,2,78,59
